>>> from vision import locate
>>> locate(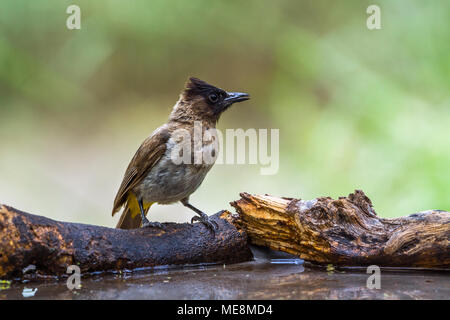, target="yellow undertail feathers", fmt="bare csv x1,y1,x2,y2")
115,193,154,229
126,193,153,218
